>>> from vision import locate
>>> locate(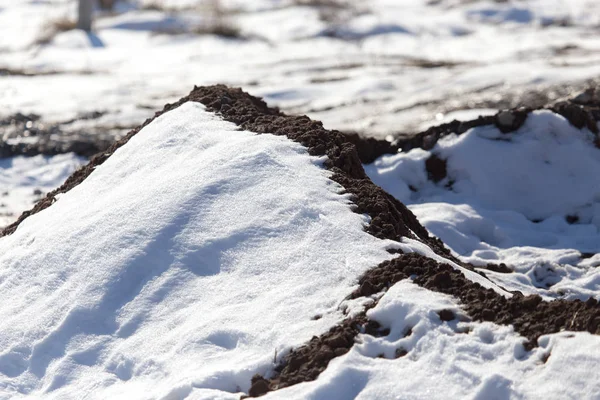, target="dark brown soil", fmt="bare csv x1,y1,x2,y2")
424,154,447,183
4,85,600,399
248,310,388,396
341,131,398,164
0,112,114,158
352,253,600,351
